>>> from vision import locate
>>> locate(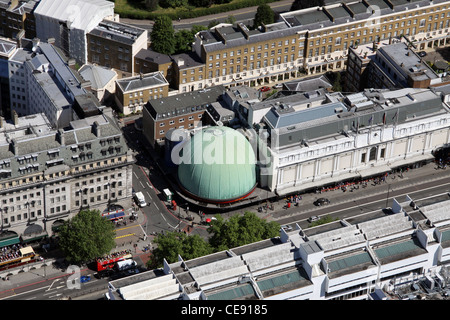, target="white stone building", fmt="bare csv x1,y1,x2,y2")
0,110,134,240
33,0,115,64
106,192,450,300
256,87,450,196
